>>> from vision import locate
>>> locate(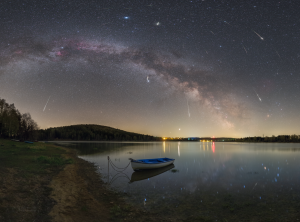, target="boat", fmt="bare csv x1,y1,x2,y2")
129,157,175,171
24,141,34,144
130,164,174,183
